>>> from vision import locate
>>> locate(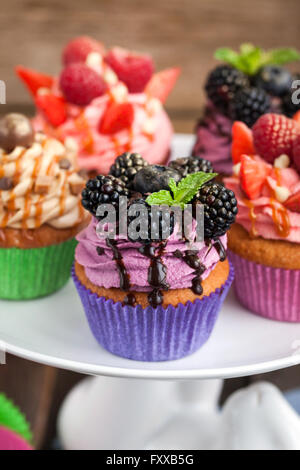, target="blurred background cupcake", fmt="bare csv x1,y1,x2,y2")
15,37,180,176
193,44,300,175
0,113,89,299
73,153,236,361
225,113,300,321
0,393,33,450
